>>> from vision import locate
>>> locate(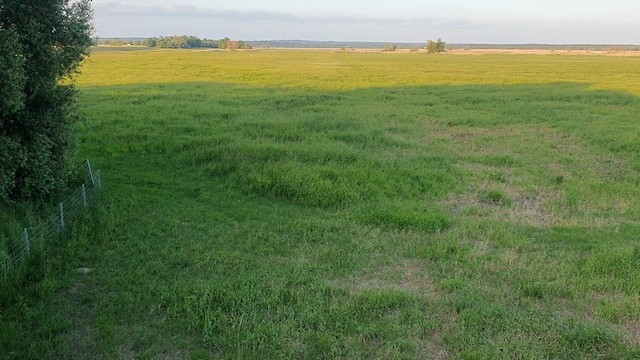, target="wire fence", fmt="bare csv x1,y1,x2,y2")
0,160,102,276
